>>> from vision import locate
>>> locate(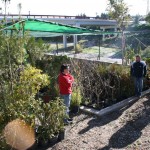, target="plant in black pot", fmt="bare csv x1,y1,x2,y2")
58,128,65,141
36,98,66,147
36,126,50,147
70,87,82,114
48,98,66,143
